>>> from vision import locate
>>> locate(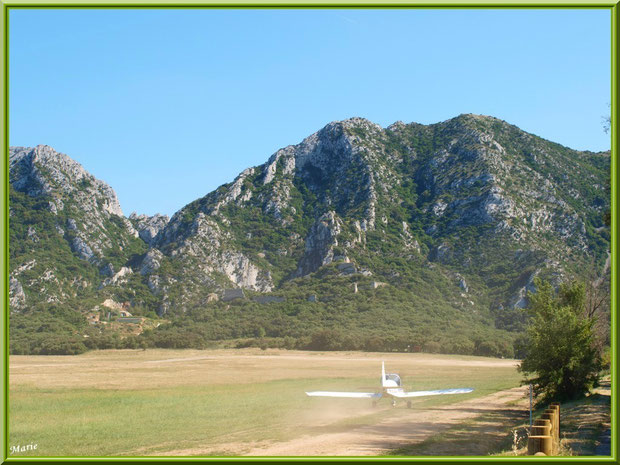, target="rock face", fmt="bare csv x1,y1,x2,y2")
9,145,138,266
145,114,608,316
295,211,343,276
9,115,610,329
140,249,164,275
9,277,26,310
100,266,133,288
10,145,123,218
129,212,169,245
